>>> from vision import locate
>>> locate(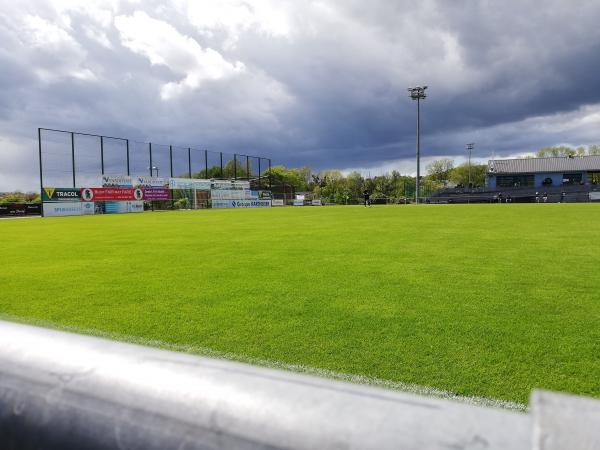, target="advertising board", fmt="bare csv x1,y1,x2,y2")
42,188,81,202
128,201,144,213
134,176,166,188
142,188,170,200
271,199,284,206
169,178,212,190
81,202,95,215
102,176,133,187
43,202,82,217
293,199,304,206
212,199,271,209
81,188,144,202
312,199,322,206
590,192,600,201
0,204,41,216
